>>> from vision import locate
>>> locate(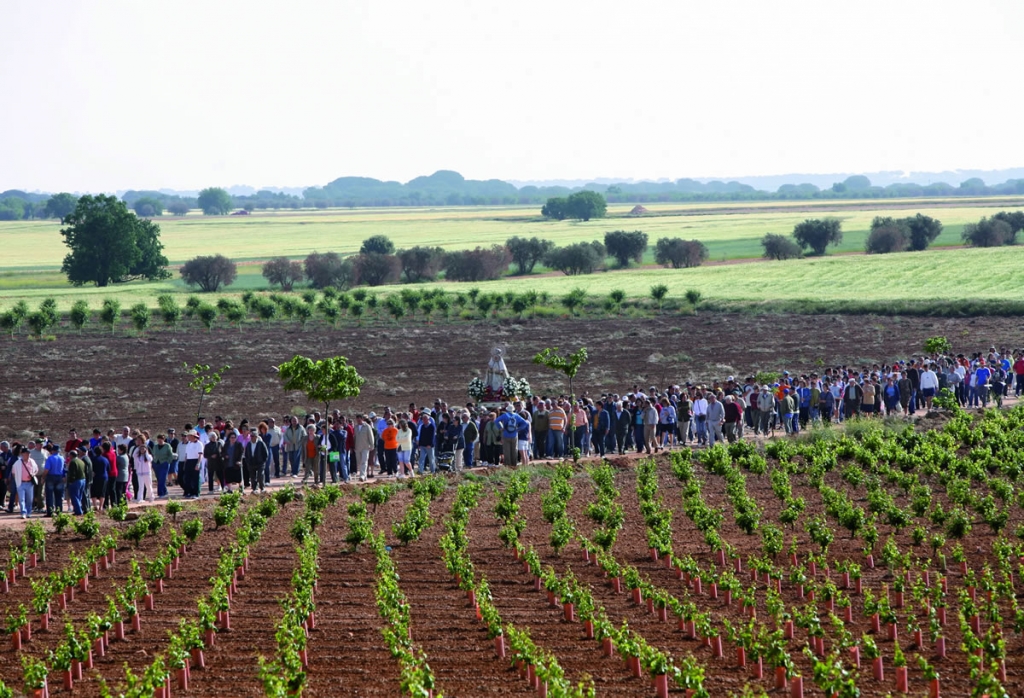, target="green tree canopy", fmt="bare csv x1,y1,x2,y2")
792,218,843,255
43,193,78,219
903,213,943,251
262,256,305,290
506,236,554,274
278,354,364,415
654,237,708,268
544,241,605,275
761,233,803,260
60,194,170,287
604,229,648,267
197,187,233,215
359,235,395,255
180,254,238,292
565,190,607,221
133,196,164,217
